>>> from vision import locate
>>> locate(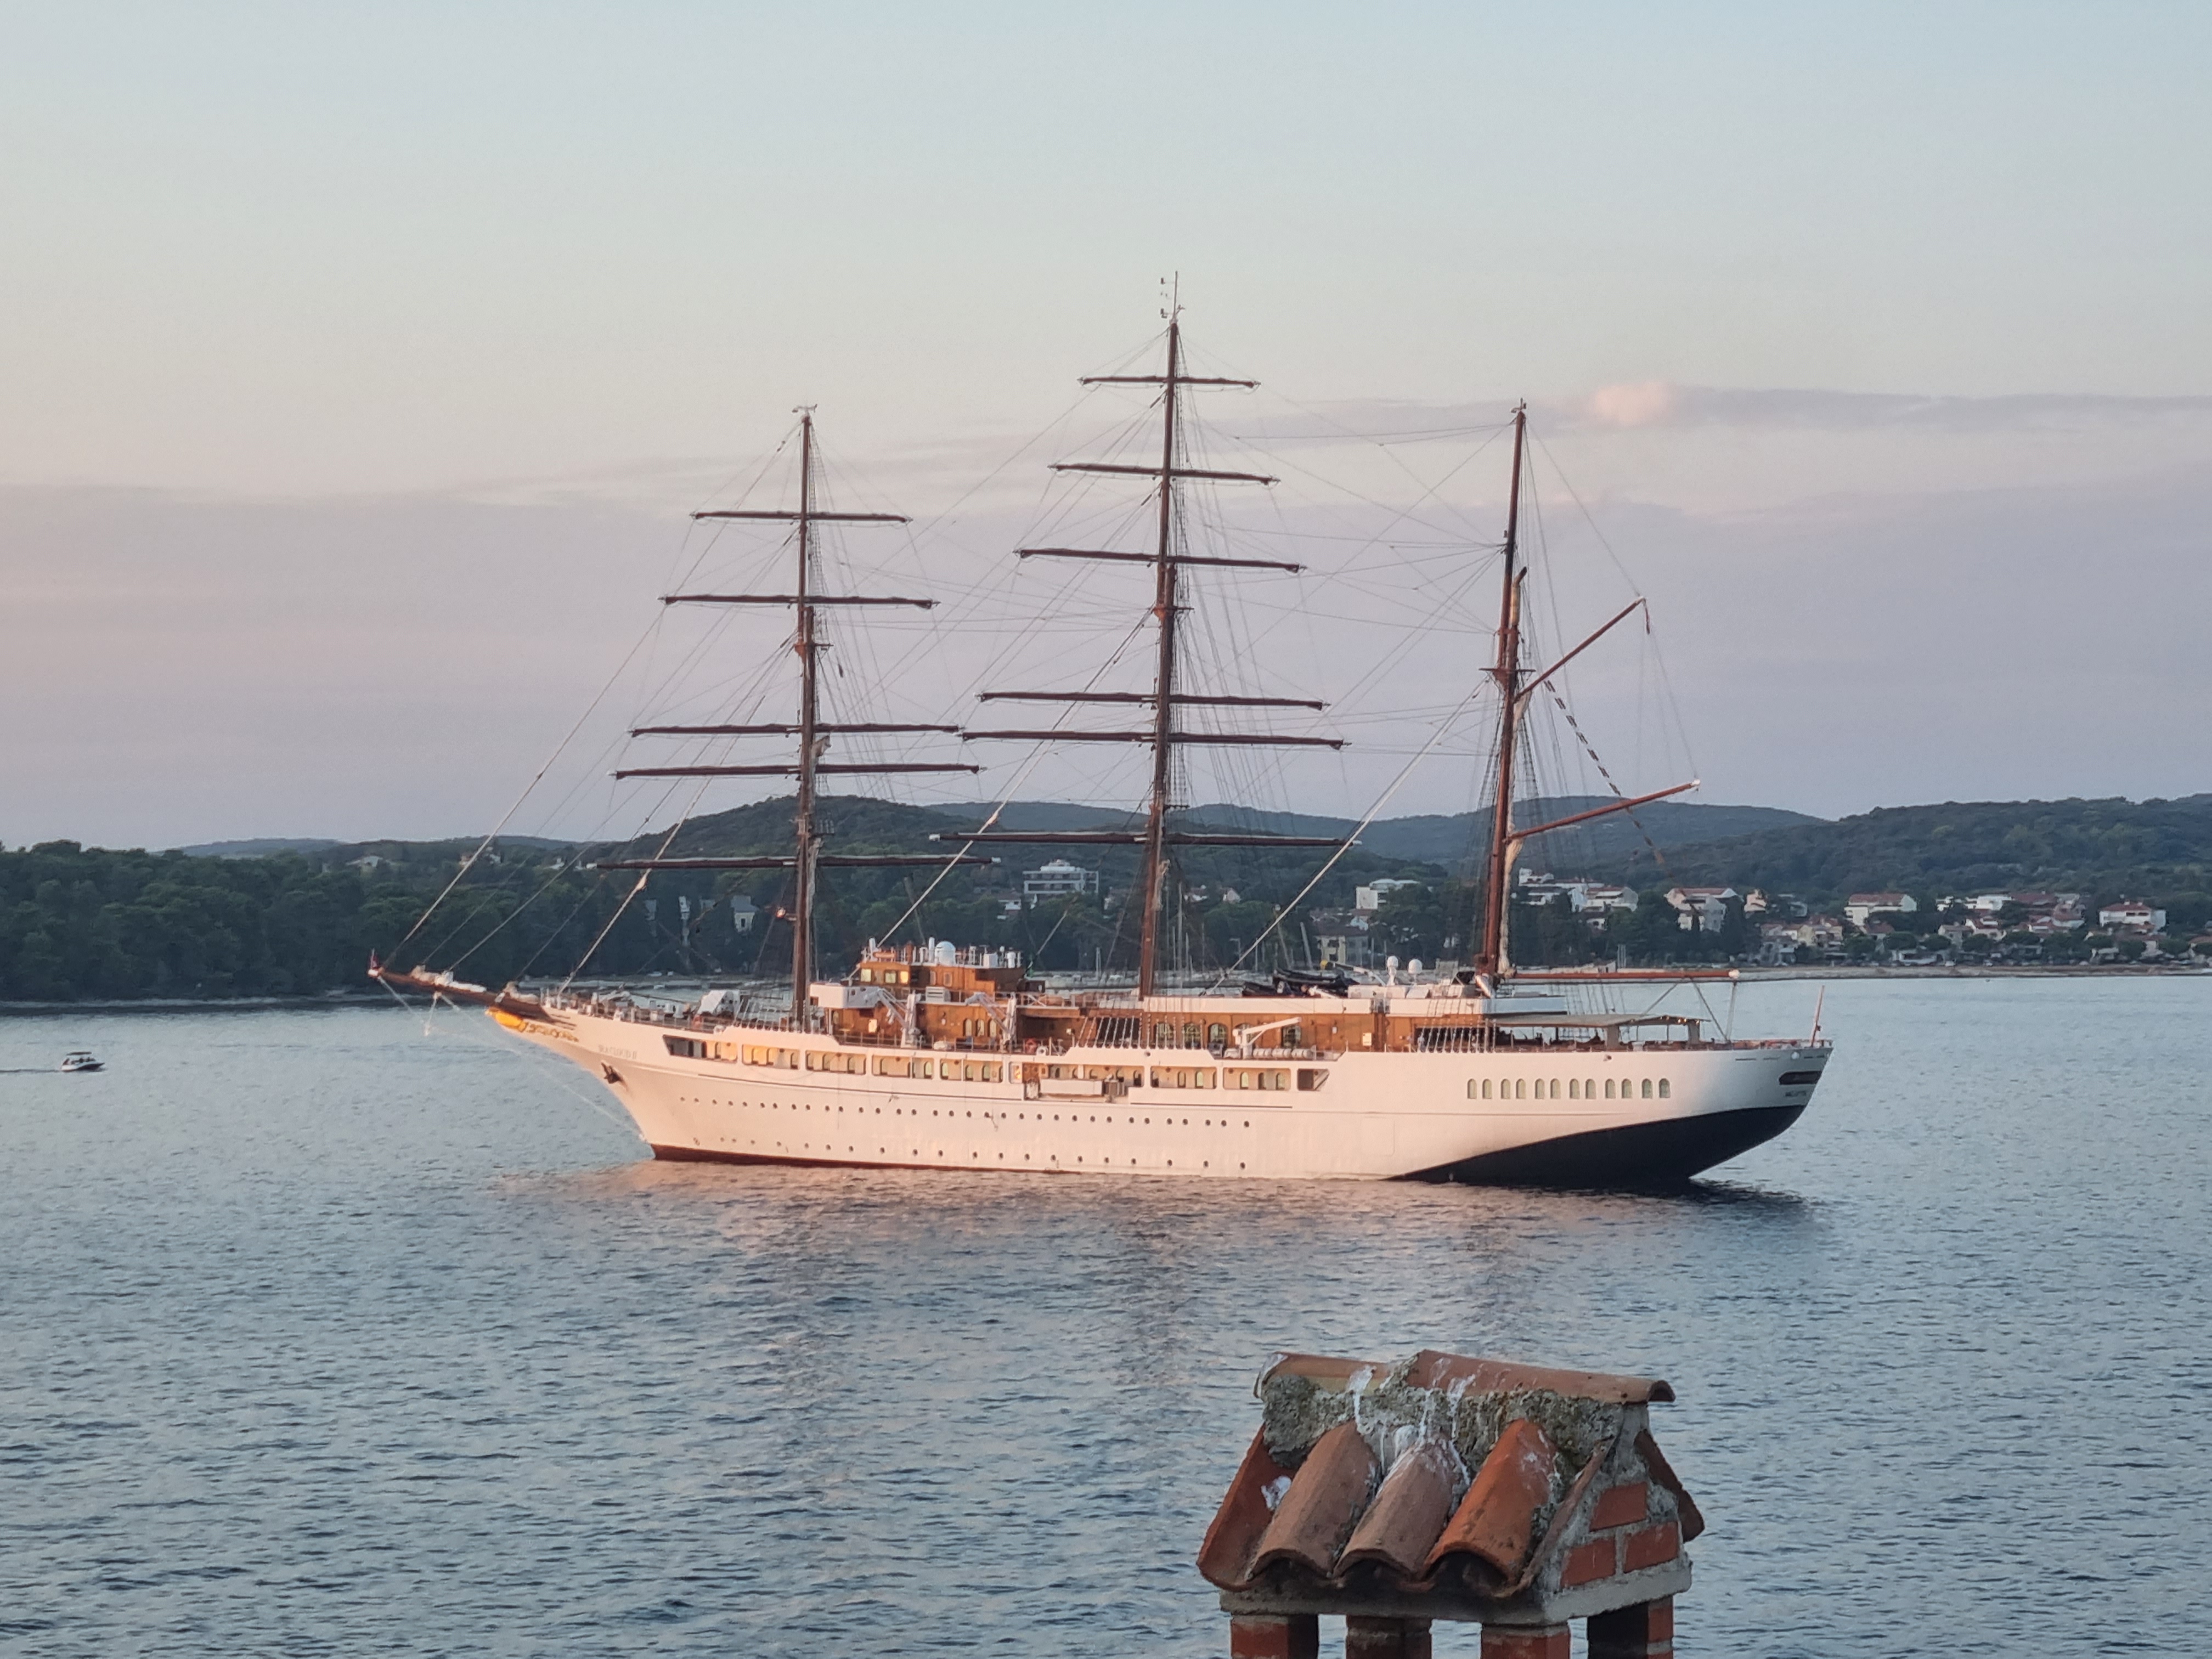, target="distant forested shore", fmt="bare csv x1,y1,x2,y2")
4,791,2210,1001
